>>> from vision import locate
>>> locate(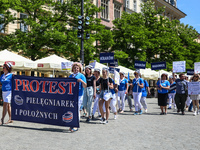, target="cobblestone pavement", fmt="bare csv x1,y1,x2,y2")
0,98,199,150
